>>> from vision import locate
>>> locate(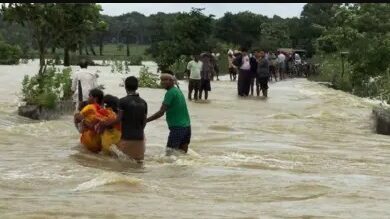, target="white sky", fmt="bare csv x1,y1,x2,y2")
100,3,306,18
